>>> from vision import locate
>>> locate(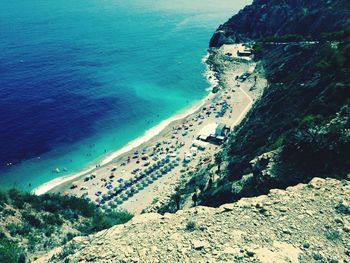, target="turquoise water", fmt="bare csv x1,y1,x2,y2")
0,0,251,190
